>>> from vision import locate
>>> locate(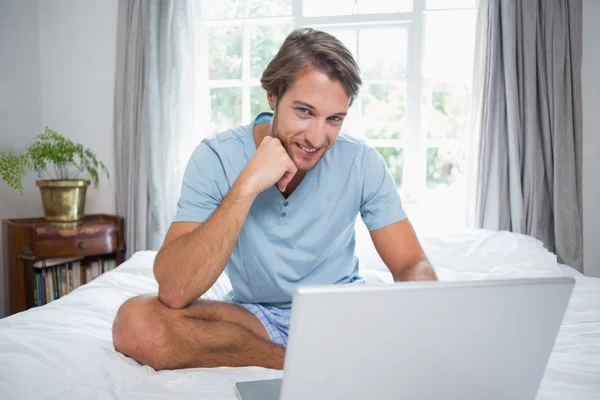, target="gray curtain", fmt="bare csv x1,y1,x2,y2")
115,0,203,256
114,0,149,259
146,0,202,251
474,0,583,271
